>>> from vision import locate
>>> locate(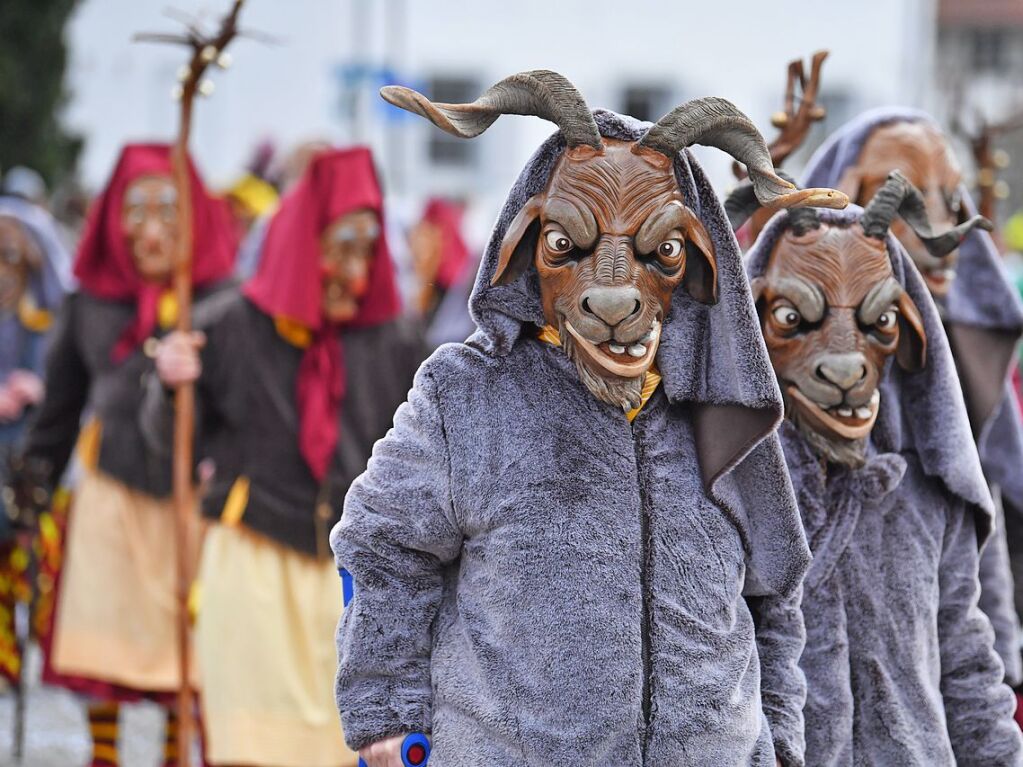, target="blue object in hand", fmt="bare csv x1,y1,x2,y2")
356,733,431,767
341,569,431,766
